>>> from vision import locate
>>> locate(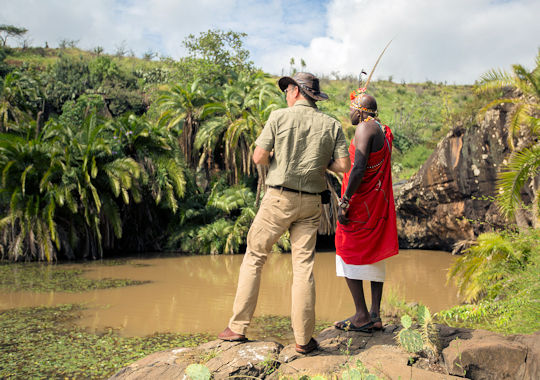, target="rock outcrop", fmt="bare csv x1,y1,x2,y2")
442,329,540,380
395,103,515,252
109,326,540,380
